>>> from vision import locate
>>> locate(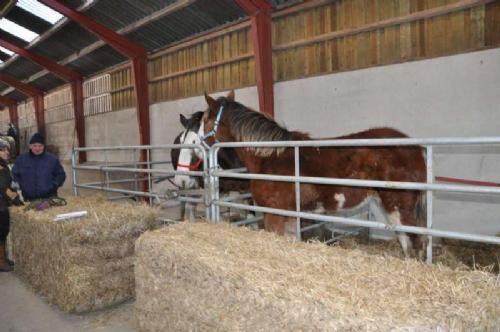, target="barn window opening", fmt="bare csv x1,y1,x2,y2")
0,18,39,43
